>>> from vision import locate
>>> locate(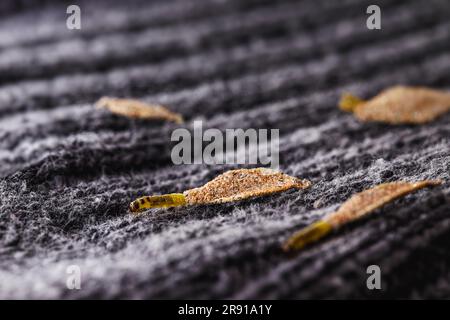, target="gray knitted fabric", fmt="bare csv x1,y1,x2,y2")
0,0,450,299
